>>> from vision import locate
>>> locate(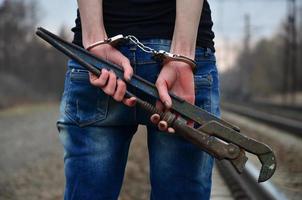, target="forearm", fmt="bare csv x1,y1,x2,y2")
171,0,204,59
77,0,106,48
